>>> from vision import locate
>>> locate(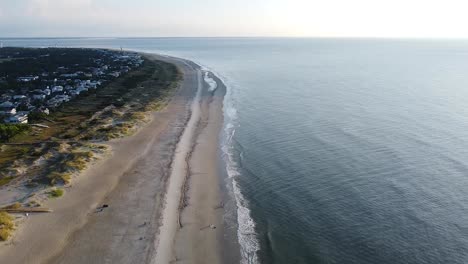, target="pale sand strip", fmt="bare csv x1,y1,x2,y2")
152,59,228,264
173,72,227,264
0,54,200,264
152,61,204,263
